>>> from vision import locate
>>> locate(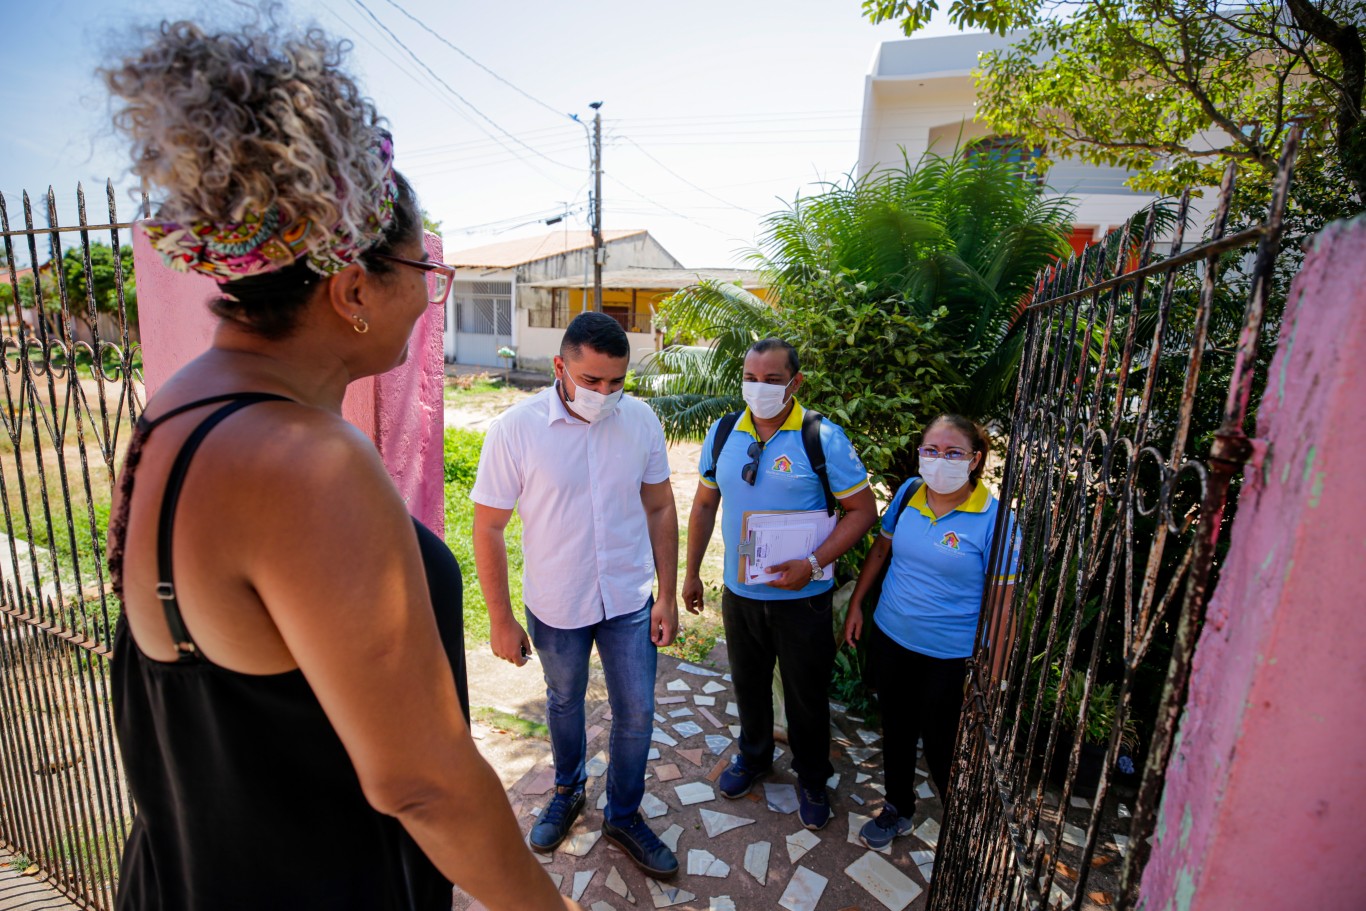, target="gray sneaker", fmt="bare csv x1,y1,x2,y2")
859,802,914,849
